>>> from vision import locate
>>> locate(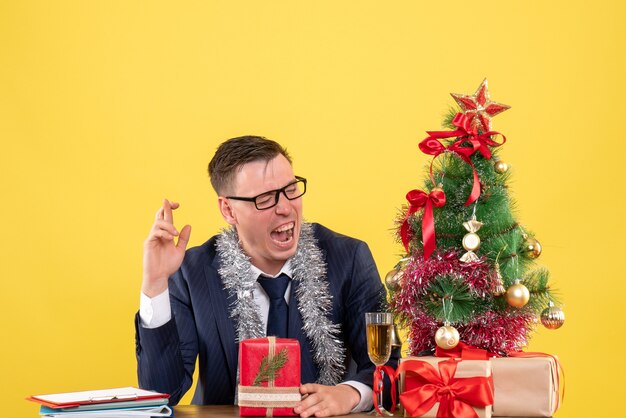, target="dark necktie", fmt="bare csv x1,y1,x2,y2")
257,273,290,338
